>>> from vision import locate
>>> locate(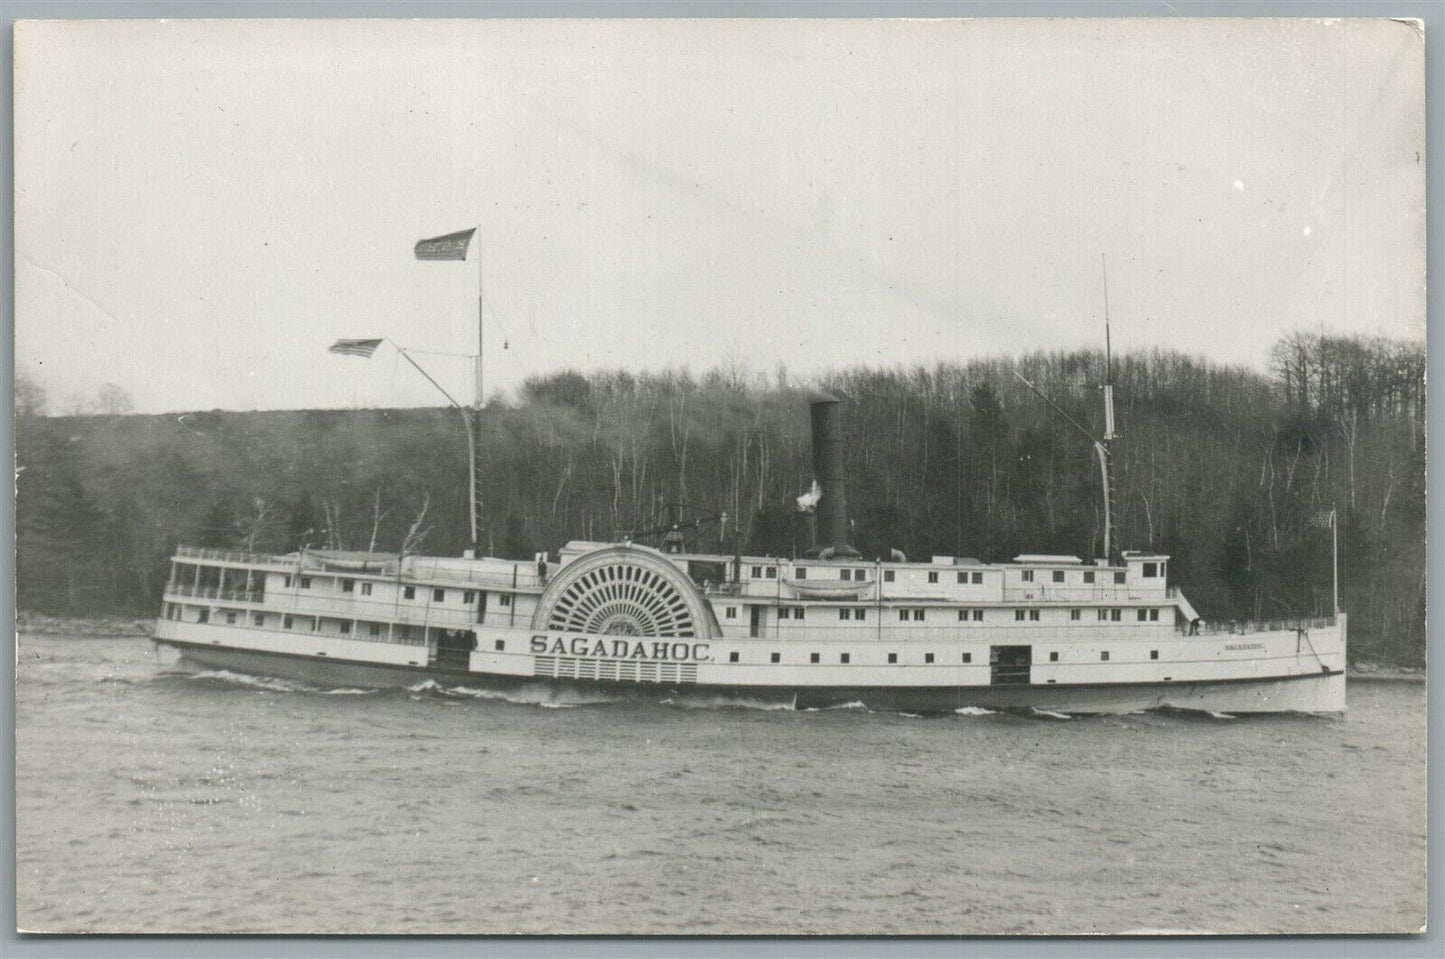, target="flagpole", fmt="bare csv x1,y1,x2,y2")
471,226,484,554
1332,505,1339,617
